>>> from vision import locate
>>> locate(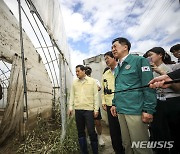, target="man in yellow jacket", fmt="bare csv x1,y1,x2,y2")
68,65,99,154
102,51,124,154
